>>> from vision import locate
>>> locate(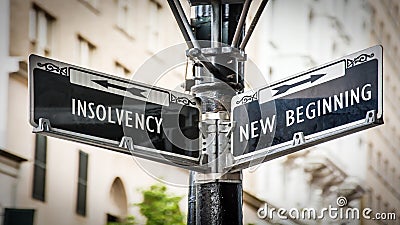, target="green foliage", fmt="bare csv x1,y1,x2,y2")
106,215,137,225
136,184,185,225
105,184,185,225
